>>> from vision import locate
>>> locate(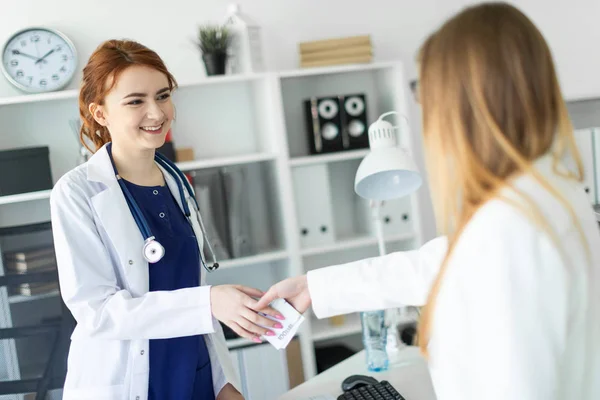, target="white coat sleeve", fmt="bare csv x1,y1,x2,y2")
452,209,567,400
306,235,448,319
50,180,216,340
